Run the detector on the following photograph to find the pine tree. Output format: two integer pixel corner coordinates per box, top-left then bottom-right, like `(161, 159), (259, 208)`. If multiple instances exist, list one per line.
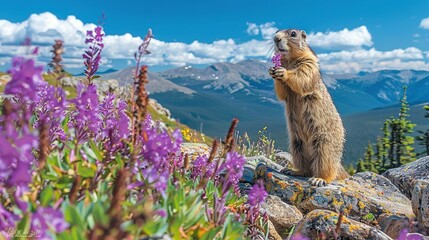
(387, 86), (416, 168)
(356, 86), (417, 173)
(417, 105), (429, 156)
(357, 142), (378, 173)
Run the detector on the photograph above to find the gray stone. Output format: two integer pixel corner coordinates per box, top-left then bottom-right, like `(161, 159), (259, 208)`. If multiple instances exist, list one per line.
(255, 163), (415, 225)
(412, 180), (429, 229)
(267, 220), (282, 240)
(274, 151), (293, 168)
(378, 213), (413, 239)
(383, 156), (429, 198)
(261, 195), (303, 238)
(290, 209), (392, 240)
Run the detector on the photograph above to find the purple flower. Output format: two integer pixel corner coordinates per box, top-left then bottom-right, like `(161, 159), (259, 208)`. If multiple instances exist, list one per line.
(0, 203), (19, 232)
(131, 115), (182, 195)
(247, 180), (268, 207)
(34, 85), (67, 142)
(191, 155), (217, 180)
(31, 207), (69, 237)
(271, 53), (282, 68)
(219, 151), (246, 194)
(4, 57), (45, 102)
(98, 93), (130, 153)
(397, 229), (424, 240)
(0, 129), (37, 188)
(83, 26), (104, 82)
(69, 84), (100, 143)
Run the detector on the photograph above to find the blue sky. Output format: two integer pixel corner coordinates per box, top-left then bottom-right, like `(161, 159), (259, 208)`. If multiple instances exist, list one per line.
(1, 0), (429, 73)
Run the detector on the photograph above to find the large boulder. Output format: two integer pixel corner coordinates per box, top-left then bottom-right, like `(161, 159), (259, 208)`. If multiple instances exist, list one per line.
(383, 156), (429, 198)
(290, 209), (392, 240)
(255, 163), (415, 225)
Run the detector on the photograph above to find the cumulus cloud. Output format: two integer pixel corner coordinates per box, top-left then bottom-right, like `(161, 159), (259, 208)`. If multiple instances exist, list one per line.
(308, 26), (373, 49)
(319, 47), (428, 73)
(420, 17), (429, 29)
(246, 22), (278, 40)
(246, 22), (372, 50)
(0, 13), (428, 74)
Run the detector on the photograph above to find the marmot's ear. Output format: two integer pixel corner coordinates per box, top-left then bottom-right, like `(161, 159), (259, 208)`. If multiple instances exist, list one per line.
(301, 30), (307, 40)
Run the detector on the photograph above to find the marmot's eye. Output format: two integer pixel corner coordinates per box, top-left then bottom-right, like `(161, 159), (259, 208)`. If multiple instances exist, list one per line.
(291, 31), (297, 37)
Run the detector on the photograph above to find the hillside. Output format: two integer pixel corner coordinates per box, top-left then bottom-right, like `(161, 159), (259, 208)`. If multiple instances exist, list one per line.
(98, 60), (429, 164)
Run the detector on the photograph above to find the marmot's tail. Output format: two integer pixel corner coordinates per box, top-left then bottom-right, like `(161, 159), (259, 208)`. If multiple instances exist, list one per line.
(336, 166), (350, 180)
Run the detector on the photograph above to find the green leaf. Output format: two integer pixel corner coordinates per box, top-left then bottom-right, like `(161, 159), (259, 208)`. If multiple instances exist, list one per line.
(40, 186), (54, 207)
(363, 212), (375, 221)
(77, 162), (96, 178)
(56, 175), (73, 189)
(64, 204), (85, 230)
(92, 202), (109, 227)
(12, 214), (31, 240)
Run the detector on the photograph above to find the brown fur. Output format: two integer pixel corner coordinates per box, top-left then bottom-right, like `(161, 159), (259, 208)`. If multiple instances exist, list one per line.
(269, 29), (348, 183)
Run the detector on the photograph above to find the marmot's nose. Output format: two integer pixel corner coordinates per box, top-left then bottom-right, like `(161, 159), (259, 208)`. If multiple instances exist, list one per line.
(274, 35), (281, 43)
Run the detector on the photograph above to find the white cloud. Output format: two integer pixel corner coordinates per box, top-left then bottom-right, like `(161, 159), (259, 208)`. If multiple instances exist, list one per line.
(246, 23), (259, 35)
(0, 13), (428, 74)
(308, 26), (373, 49)
(246, 22), (372, 50)
(319, 47), (427, 73)
(420, 17), (429, 29)
(246, 22), (278, 40)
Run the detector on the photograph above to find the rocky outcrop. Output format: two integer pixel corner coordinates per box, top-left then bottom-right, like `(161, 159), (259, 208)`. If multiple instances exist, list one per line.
(255, 164), (414, 223)
(290, 209), (392, 240)
(383, 156), (429, 198)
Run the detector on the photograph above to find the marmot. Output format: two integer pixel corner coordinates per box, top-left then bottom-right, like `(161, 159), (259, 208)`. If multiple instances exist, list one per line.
(268, 29), (348, 186)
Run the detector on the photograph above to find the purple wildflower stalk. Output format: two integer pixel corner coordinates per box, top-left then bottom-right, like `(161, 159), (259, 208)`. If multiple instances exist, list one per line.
(130, 29), (153, 142)
(272, 53), (282, 68)
(245, 180), (268, 238)
(83, 26), (104, 84)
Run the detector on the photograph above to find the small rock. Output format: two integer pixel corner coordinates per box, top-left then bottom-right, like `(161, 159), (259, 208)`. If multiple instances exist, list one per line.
(245, 155), (284, 172)
(180, 143), (210, 162)
(255, 164), (415, 224)
(149, 98), (172, 119)
(267, 220), (283, 240)
(291, 209), (392, 240)
(412, 180), (429, 229)
(378, 213), (413, 239)
(274, 151), (293, 168)
(261, 195), (303, 238)
(383, 156), (429, 198)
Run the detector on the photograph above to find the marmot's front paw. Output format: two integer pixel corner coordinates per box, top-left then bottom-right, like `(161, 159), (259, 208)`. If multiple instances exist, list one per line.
(309, 177), (327, 187)
(269, 67), (287, 81)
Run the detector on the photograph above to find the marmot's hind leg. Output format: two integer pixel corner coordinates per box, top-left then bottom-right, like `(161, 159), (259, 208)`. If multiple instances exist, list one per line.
(282, 137), (309, 177)
(308, 138), (339, 187)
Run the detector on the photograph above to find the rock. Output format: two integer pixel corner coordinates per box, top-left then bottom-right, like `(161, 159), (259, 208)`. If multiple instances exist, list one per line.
(149, 99), (172, 120)
(255, 163), (415, 225)
(383, 156), (429, 198)
(261, 195), (303, 238)
(377, 213), (413, 239)
(291, 209), (392, 240)
(267, 220), (282, 240)
(412, 180), (429, 229)
(245, 155), (284, 172)
(240, 155), (284, 186)
(180, 143), (210, 162)
(273, 151), (293, 168)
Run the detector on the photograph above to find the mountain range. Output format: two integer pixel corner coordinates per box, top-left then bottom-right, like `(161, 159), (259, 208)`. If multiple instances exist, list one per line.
(99, 60), (429, 164)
